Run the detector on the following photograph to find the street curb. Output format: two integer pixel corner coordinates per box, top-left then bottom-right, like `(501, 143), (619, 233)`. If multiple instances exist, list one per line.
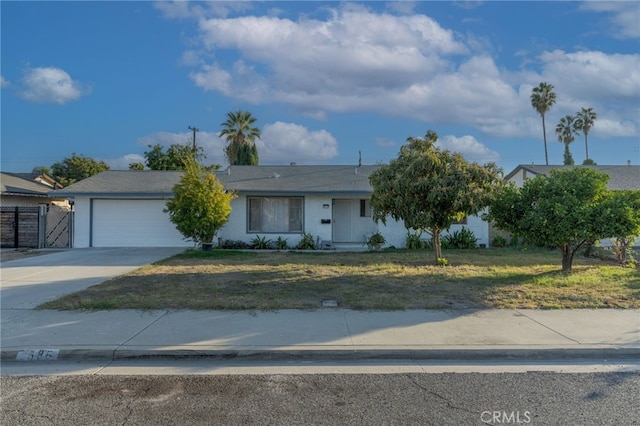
(3, 347), (640, 363)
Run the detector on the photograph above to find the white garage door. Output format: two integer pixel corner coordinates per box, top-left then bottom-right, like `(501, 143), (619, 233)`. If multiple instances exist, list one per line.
(92, 199), (190, 247)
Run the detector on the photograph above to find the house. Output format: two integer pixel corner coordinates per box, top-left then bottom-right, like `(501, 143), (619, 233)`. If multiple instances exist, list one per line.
(1, 172), (71, 248)
(51, 165), (490, 249)
(504, 164), (640, 190)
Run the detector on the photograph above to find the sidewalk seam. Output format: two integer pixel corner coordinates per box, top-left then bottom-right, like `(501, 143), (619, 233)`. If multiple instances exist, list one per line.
(343, 311), (354, 345)
(114, 310), (171, 354)
(515, 309), (581, 344)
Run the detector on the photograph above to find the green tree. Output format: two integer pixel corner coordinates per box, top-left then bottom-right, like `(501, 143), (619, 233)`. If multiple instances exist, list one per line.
(128, 162), (145, 171)
(32, 166), (52, 175)
(369, 130), (503, 265)
(143, 143), (205, 170)
(530, 82), (557, 165)
(555, 115), (578, 165)
(51, 153), (110, 186)
(575, 107), (597, 163)
(219, 110), (261, 165)
(164, 156), (236, 247)
(488, 167), (640, 272)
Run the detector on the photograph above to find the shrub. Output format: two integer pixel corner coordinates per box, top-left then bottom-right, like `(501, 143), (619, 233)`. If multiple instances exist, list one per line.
(366, 232), (386, 251)
(275, 236), (289, 250)
(296, 232), (317, 250)
(492, 235), (507, 248)
(219, 239), (250, 249)
(443, 227), (478, 249)
(406, 233), (427, 249)
(437, 257), (449, 266)
(250, 235), (273, 250)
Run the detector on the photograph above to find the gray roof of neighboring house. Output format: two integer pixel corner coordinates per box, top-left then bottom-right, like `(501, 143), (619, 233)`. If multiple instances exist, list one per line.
(505, 165), (640, 190)
(1, 172), (58, 197)
(50, 165), (381, 197)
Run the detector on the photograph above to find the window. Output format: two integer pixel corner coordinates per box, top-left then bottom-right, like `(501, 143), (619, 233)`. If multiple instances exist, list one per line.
(360, 199), (371, 217)
(248, 197), (303, 233)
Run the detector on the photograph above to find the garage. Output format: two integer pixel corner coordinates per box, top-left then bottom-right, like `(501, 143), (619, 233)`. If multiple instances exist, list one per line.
(91, 199), (189, 247)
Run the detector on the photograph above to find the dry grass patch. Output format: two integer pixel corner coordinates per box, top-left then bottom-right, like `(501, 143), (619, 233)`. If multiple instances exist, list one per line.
(39, 248), (639, 311)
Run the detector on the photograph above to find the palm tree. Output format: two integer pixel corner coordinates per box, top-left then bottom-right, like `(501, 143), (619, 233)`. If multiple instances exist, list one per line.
(574, 107), (597, 162)
(219, 110), (261, 165)
(530, 82), (557, 165)
(556, 115), (578, 165)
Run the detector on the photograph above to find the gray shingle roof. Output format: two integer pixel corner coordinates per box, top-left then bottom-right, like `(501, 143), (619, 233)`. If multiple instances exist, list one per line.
(218, 165), (379, 194)
(505, 165), (640, 190)
(50, 170), (184, 197)
(1, 172), (54, 197)
(50, 166), (380, 197)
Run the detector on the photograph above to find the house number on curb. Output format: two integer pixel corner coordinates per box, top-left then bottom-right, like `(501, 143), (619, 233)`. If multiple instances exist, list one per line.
(16, 349), (59, 361)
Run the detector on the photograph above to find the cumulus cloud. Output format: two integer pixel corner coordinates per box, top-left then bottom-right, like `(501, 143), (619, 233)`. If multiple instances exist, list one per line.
(257, 122), (339, 164)
(168, 4), (639, 141)
(104, 154), (146, 170)
(437, 135), (500, 164)
(20, 67), (89, 104)
(580, 2), (640, 39)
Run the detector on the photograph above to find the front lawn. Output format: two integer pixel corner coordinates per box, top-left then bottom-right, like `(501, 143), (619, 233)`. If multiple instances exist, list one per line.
(39, 248), (639, 311)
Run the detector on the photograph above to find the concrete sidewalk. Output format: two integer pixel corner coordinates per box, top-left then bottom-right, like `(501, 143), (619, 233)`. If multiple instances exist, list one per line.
(1, 248), (639, 363)
(2, 308), (639, 362)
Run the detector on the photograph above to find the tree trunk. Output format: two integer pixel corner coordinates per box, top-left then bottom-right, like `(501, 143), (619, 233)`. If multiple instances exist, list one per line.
(432, 228), (442, 265)
(542, 114), (549, 165)
(560, 244), (574, 272)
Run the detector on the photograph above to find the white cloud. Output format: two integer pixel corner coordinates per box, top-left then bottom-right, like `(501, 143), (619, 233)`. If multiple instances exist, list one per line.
(170, 5), (639, 141)
(580, 2), (640, 39)
(104, 153), (146, 170)
(20, 67), (89, 104)
(257, 122), (339, 164)
(0, 76), (9, 88)
(437, 135), (500, 164)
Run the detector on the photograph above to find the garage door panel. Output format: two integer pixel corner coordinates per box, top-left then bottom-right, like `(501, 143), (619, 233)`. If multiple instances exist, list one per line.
(92, 199), (189, 247)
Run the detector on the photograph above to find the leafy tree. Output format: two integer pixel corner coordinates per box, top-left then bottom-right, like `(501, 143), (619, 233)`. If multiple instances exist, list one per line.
(488, 167), (640, 272)
(575, 107), (597, 163)
(555, 115), (578, 165)
(530, 82), (557, 165)
(369, 130), (503, 265)
(143, 143), (205, 170)
(32, 166), (52, 175)
(219, 110), (260, 165)
(164, 156), (236, 246)
(51, 153), (110, 186)
(128, 162), (145, 171)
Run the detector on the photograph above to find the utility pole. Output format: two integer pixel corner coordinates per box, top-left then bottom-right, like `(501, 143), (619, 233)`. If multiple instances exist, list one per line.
(188, 126), (199, 152)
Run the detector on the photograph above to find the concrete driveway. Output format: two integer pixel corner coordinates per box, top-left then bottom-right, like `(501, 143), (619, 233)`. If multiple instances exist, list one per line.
(0, 247), (186, 310)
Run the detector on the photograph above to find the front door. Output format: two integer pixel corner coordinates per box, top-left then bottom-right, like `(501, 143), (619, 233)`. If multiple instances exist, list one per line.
(332, 199), (353, 242)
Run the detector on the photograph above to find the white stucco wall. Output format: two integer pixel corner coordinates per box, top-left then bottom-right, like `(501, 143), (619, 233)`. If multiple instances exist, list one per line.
(72, 197), (91, 248)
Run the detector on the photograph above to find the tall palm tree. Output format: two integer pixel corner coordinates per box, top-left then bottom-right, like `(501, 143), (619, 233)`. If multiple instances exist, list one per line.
(556, 115), (577, 165)
(219, 110), (261, 165)
(574, 107), (597, 162)
(530, 82), (557, 165)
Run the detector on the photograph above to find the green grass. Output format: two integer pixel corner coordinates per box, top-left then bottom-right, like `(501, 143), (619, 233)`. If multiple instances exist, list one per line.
(38, 247), (640, 311)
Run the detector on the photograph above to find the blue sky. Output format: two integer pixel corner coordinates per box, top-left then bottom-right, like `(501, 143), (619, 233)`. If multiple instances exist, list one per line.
(2, 1), (639, 174)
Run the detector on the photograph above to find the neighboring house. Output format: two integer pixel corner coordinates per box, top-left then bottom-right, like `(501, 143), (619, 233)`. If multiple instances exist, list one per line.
(1, 172), (71, 248)
(51, 165), (490, 248)
(504, 164), (640, 191)
(494, 164), (640, 246)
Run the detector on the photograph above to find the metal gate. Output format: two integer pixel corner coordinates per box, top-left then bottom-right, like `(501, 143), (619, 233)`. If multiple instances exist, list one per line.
(40, 205), (73, 248)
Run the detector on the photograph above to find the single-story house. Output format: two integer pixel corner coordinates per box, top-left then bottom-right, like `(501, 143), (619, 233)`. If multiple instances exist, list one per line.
(1, 172), (71, 248)
(50, 165), (490, 249)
